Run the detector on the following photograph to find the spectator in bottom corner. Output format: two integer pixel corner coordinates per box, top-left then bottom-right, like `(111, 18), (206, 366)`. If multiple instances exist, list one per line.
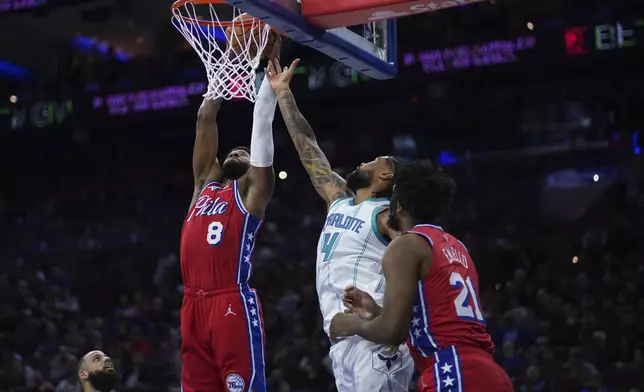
(559, 347), (602, 392)
(516, 365), (549, 392)
(76, 350), (120, 392)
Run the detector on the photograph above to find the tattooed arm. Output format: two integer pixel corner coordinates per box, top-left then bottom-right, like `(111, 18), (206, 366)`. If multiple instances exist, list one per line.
(276, 88), (350, 206)
(265, 59), (350, 207)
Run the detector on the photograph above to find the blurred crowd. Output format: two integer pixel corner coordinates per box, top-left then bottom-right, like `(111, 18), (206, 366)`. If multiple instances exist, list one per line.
(2, 1), (644, 390)
(1, 111), (643, 392)
(4, 0), (635, 100)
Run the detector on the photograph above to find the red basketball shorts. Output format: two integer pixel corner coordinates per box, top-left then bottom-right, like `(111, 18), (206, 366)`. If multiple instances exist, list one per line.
(417, 346), (513, 392)
(180, 284), (266, 392)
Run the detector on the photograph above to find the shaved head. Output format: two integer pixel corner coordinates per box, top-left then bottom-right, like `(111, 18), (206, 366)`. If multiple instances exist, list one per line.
(346, 156), (401, 199)
(77, 350), (120, 392)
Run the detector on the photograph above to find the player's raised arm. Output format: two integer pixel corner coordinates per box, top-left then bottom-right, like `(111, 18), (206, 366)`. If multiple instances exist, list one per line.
(192, 98), (224, 204)
(237, 50), (282, 218)
(266, 59), (350, 207)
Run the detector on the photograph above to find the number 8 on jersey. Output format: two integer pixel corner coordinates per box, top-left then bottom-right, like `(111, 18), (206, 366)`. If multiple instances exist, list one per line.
(207, 221), (224, 245)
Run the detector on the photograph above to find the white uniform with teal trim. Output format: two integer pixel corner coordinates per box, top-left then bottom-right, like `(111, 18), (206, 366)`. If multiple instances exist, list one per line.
(317, 197), (414, 392)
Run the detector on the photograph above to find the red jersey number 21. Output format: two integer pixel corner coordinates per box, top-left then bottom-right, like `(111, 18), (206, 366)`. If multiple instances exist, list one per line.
(450, 272), (485, 323)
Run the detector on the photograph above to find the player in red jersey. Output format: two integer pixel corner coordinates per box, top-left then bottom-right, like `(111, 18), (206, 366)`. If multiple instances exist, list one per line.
(179, 44), (286, 392)
(330, 160), (513, 392)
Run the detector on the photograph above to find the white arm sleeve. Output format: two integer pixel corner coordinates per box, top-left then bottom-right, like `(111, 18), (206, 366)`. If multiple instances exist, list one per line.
(249, 76), (277, 167)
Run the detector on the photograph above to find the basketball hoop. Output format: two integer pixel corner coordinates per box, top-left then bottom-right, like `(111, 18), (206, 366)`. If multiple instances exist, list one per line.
(171, 0), (273, 102)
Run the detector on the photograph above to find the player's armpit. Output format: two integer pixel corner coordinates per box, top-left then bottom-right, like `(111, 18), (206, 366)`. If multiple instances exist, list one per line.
(355, 234), (428, 345)
(193, 98), (223, 190)
(275, 89), (350, 205)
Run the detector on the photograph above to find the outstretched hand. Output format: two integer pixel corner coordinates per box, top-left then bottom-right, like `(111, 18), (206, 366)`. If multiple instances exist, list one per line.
(264, 58), (300, 93)
(342, 286), (381, 320)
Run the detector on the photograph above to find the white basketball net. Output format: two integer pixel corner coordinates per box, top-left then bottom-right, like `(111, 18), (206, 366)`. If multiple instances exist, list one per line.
(171, 2), (272, 102)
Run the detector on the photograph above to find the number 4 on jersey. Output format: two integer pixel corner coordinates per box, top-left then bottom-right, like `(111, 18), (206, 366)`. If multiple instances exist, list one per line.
(450, 272), (485, 323)
(320, 232), (339, 262)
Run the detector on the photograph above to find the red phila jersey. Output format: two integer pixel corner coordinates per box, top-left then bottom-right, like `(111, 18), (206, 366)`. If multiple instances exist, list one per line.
(406, 224), (494, 369)
(180, 181), (262, 289)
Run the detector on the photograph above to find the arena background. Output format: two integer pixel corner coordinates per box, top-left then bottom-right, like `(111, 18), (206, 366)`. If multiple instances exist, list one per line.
(1, 0), (643, 391)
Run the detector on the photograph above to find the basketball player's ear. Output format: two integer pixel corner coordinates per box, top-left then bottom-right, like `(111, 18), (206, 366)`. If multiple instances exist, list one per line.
(79, 370), (88, 381)
(378, 170), (394, 181)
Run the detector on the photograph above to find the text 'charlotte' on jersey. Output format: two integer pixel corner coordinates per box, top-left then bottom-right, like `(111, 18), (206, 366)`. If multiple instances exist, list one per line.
(180, 181), (262, 290)
(316, 197), (391, 336)
(406, 224), (494, 367)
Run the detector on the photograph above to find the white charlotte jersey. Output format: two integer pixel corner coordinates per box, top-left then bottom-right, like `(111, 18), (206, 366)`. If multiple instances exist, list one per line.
(316, 196), (390, 336)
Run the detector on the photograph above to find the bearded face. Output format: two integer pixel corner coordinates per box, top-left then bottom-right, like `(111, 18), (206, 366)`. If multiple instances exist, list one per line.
(80, 352), (121, 392)
(221, 157), (250, 180)
(87, 368), (121, 392)
(387, 195), (402, 232)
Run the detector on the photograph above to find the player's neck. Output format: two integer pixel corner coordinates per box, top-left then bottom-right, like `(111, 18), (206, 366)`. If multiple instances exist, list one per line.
(354, 188), (375, 204)
(400, 217), (419, 233)
(221, 178), (237, 188)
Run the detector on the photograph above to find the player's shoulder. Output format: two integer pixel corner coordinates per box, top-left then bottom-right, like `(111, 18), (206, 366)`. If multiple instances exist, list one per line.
(328, 196), (353, 210)
(396, 231), (431, 245)
(406, 224), (444, 246)
(361, 197), (390, 212)
(388, 233), (431, 260)
(407, 225), (466, 248)
(330, 196), (388, 209)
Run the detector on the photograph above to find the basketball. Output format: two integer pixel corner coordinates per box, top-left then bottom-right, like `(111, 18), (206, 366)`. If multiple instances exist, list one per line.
(225, 13), (278, 59)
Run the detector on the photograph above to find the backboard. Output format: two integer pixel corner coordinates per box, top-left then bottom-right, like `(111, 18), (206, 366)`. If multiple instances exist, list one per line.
(175, 0), (490, 80)
(221, 0), (398, 79)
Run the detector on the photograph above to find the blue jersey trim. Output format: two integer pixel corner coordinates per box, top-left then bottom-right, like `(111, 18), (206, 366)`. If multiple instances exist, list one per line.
(236, 215), (262, 284)
(239, 288), (267, 392)
(233, 180), (249, 215)
(409, 280), (439, 357)
(432, 346), (464, 392)
(236, 214), (250, 284)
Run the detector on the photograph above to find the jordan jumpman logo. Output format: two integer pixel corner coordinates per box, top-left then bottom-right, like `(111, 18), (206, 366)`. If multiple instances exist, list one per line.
(225, 304), (236, 316)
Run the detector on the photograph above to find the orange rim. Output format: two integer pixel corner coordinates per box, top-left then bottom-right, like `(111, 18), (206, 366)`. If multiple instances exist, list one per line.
(173, 14), (269, 28)
(171, 0), (274, 29)
(171, 0), (226, 8)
